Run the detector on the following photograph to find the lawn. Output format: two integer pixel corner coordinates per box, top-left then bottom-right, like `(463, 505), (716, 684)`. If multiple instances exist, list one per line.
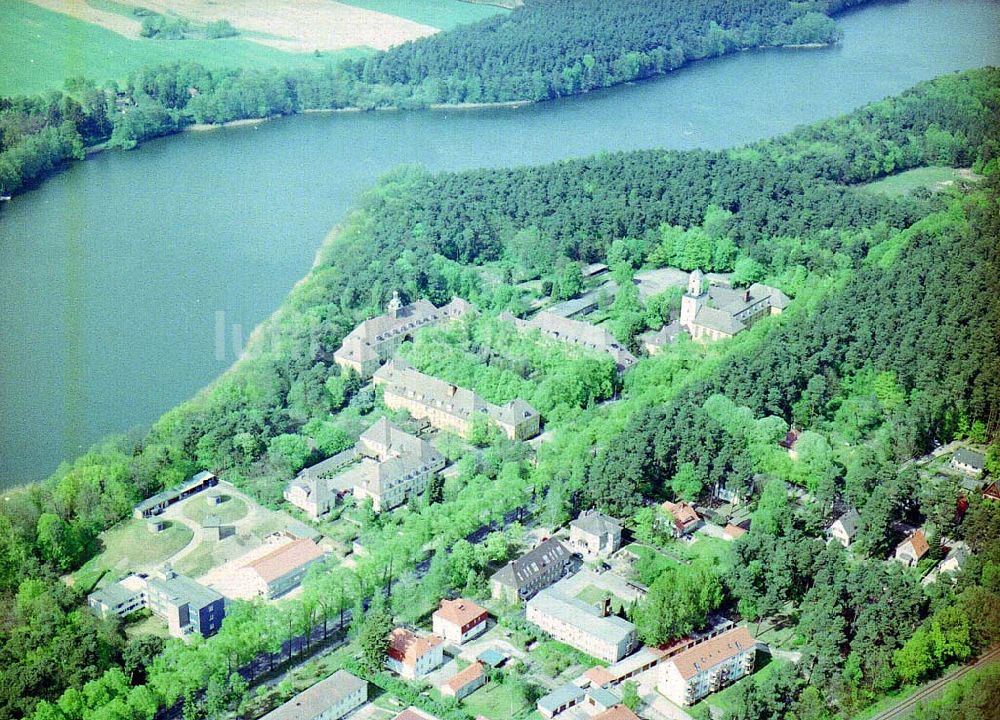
(182, 493), (248, 524)
(338, 0), (507, 30)
(462, 679), (531, 719)
(673, 534), (732, 570)
(862, 166), (980, 196)
(73, 517), (193, 589)
(697, 656), (786, 716)
(0, 0), (365, 95)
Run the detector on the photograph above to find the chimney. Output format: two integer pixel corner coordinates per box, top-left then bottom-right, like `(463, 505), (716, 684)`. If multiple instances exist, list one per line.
(600, 596), (611, 617)
(744, 289), (751, 302)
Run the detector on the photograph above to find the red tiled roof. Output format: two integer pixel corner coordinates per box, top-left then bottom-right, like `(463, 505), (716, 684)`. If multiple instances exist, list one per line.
(984, 482), (1000, 502)
(388, 628), (443, 665)
(662, 500), (700, 528)
(434, 598), (487, 628)
(666, 626), (756, 680)
(594, 706), (641, 720)
(246, 538), (325, 584)
(584, 666), (615, 687)
(900, 529), (930, 559)
(443, 662), (484, 693)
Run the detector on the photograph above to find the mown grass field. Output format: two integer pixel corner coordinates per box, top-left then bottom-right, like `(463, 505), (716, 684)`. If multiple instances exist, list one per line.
(0, 0), (366, 96)
(862, 165), (980, 196)
(339, 0), (507, 30)
(73, 518), (193, 589)
(462, 679), (533, 720)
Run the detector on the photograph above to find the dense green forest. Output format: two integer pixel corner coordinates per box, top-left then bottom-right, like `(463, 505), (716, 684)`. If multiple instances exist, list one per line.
(0, 0), (873, 197)
(1, 68), (998, 720)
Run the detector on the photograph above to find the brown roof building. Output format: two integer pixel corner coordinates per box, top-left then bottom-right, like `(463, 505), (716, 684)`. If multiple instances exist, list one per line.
(441, 661), (486, 700)
(432, 598), (489, 644)
(895, 529), (930, 567)
(387, 628), (444, 680)
(658, 626), (758, 705)
(245, 538), (326, 599)
(661, 500), (702, 537)
(594, 706), (642, 720)
(259, 670), (366, 720)
(500, 310), (637, 371)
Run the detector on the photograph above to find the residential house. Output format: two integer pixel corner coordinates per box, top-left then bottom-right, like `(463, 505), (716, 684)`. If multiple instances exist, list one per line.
(679, 270), (789, 342)
(259, 670), (366, 720)
(828, 508), (860, 548)
(441, 662), (486, 700)
(939, 543), (970, 576)
(526, 590), (638, 663)
(537, 684), (586, 719)
(432, 598), (489, 644)
(894, 529), (930, 567)
(334, 291), (474, 379)
(490, 538), (573, 603)
(984, 482), (1000, 502)
(283, 447), (357, 519)
(392, 709), (440, 720)
(133, 471), (218, 519)
(779, 429), (800, 460)
(658, 626), (758, 706)
(661, 500), (702, 537)
(387, 629), (444, 680)
(374, 359), (540, 441)
(88, 566), (225, 639)
(500, 310), (637, 370)
(952, 448), (986, 476)
(569, 510), (622, 558)
(244, 538), (327, 599)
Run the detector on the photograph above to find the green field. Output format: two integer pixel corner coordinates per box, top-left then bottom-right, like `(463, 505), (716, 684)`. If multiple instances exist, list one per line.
(695, 656), (786, 716)
(862, 166), (980, 196)
(575, 584), (627, 614)
(339, 0), (507, 30)
(182, 493), (248, 524)
(462, 679), (532, 719)
(0, 0), (366, 96)
(73, 518), (193, 589)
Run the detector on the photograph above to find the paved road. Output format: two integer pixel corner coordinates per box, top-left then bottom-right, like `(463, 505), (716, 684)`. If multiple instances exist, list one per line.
(869, 645), (1000, 720)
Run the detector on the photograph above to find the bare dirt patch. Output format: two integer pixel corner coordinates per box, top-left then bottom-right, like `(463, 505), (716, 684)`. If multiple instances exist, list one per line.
(26, 0), (142, 38)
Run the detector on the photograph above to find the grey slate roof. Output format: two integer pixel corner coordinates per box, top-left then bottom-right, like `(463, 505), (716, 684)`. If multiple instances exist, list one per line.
(571, 510), (621, 537)
(260, 670), (365, 720)
(147, 572), (223, 611)
(528, 589), (636, 647)
(833, 508), (860, 537)
(491, 538), (570, 590)
(89, 581), (140, 608)
(504, 310), (637, 368)
(954, 448), (986, 470)
(537, 684), (585, 714)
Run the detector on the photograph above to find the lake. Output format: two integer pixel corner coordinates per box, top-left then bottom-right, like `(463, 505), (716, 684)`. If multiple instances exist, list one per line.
(2, 0), (999, 488)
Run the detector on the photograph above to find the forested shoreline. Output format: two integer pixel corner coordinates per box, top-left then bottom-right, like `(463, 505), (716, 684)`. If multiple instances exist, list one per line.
(0, 0), (874, 198)
(1, 68), (998, 720)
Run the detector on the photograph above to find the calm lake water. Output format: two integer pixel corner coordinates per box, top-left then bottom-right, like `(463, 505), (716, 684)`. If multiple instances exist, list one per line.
(2, 0), (999, 488)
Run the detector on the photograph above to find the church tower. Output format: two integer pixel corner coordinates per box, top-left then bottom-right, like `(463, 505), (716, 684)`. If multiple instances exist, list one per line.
(387, 290), (403, 319)
(680, 269), (704, 329)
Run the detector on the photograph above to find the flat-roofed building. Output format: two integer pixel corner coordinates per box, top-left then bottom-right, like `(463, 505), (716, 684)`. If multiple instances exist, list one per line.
(88, 567), (225, 638)
(133, 471), (218, 519)
(432, 598), (488, 644)
(245, 538), (327, 599)
(490, 538), (572, 603)
(334, 291), (474, 379)
(527, 589), (638, 663)
(537, 684), (585, 719)
(260, 670), (366, 720)
(387, 628), (444, 680)
(658, 626), (758, 706)
(374, 359), (539, 441)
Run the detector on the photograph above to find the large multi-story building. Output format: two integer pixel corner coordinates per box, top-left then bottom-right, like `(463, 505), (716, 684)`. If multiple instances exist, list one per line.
(490, 538), (573, 603)
(500, 310), (636, 370)
(244, 537), (327, 599)
(334, 291), (474, 379)
(374, 359), (540, 441)
(678, 270), (789, 342)
(658, 626), (758, 705)
(260, 670), (367, 720)
(527, 589), (638, 663)
(88, 566), (225, 638)
(285, 417), (445, 517)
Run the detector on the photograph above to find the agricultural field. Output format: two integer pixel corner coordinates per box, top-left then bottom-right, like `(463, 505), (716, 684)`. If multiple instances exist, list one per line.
(861, 165), (982, 196)
(339, 0), (508, 30)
